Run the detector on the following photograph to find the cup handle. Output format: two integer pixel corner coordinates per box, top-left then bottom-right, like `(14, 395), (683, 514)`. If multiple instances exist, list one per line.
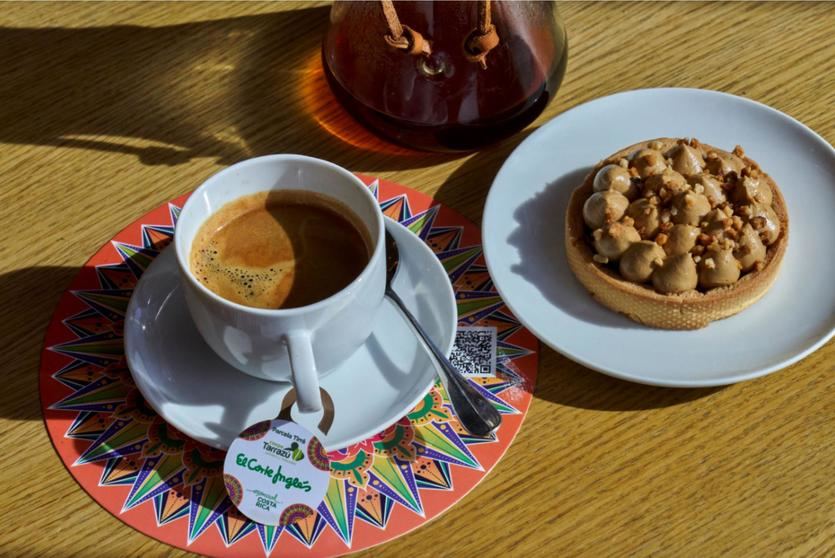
(284, 331), (323, 413)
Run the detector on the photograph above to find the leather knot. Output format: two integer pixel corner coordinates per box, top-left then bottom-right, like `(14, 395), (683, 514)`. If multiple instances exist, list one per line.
(385, 24), (432, 57)
(464, 24), (500, 69)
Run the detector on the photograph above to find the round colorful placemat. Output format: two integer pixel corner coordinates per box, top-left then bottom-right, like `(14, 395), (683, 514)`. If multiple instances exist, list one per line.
(39, 176), (538, 557)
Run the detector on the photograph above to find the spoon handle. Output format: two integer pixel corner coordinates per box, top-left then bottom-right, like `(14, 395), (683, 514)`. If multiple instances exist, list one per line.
(385, 287), (502, 437)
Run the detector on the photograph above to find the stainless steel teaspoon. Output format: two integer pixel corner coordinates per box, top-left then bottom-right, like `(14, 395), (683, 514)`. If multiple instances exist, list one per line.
(384, 230), (501, 437)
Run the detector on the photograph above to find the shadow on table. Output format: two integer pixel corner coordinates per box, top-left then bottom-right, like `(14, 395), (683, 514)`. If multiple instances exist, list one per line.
(0, 266), (80, 421)
(0, 6), (458, 171)
(431, 127), (537, 225)
(535, 349), (725, 411)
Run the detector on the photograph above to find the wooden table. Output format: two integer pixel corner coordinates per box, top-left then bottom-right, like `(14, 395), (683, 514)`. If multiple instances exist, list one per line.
(1, 2), (833, 556)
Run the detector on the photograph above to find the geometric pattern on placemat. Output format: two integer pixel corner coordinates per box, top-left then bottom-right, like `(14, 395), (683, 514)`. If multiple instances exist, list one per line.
(39, 177), (538, 557)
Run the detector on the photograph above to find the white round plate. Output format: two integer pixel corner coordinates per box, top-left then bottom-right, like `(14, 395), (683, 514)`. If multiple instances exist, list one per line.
(125, 217), (456, 450)
(483, 88), (835, 387)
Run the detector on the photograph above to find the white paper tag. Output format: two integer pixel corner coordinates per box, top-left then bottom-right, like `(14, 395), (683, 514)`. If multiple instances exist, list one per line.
(223, 419), (330, 526)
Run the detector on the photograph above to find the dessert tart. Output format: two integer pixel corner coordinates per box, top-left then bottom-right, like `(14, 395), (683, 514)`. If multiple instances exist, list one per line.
(565, 138), (788, 329)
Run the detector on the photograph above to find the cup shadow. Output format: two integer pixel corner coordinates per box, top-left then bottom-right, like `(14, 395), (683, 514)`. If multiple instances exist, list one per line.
(0, 6), (459, 171)
(0, 265), (81, 421)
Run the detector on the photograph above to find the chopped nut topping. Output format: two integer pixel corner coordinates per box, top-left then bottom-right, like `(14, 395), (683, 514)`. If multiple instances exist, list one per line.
(581, 138), (780, 296)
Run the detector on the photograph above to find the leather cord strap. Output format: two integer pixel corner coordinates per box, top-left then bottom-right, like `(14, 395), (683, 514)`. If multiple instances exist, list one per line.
(381, 0), (432, 56)
(380, 0), (500, 69)
(464, 0), (500, 69)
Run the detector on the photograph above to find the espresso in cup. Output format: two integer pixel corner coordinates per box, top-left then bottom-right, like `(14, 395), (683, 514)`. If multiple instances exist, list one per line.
(190, 190), (371, 309)
(175, 155), (385, 410)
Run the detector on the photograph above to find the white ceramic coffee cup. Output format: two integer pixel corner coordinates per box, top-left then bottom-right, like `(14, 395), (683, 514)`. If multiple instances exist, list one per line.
(174, 155), (385, 413)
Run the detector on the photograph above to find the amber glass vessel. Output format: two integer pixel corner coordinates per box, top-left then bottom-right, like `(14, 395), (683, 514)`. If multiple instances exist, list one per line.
(322, 1), (568, 152)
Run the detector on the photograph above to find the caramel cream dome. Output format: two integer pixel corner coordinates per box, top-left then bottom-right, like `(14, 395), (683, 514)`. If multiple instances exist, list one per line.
(564, 137), (788, 329)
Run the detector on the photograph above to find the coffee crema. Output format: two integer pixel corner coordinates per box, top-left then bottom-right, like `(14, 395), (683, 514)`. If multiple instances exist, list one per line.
(190, 190), (371, 309)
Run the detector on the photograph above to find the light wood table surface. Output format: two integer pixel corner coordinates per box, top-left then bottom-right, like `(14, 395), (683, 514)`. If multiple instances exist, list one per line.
(1, 2), (833, 557)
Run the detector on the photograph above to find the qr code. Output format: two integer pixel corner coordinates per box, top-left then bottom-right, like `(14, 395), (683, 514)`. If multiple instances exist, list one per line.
(449, 326), (497, 377)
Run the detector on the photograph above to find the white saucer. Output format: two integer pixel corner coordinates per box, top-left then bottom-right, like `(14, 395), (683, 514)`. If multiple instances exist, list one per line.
(483, 88), (835, 387)
(125, 217), (456, 450)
